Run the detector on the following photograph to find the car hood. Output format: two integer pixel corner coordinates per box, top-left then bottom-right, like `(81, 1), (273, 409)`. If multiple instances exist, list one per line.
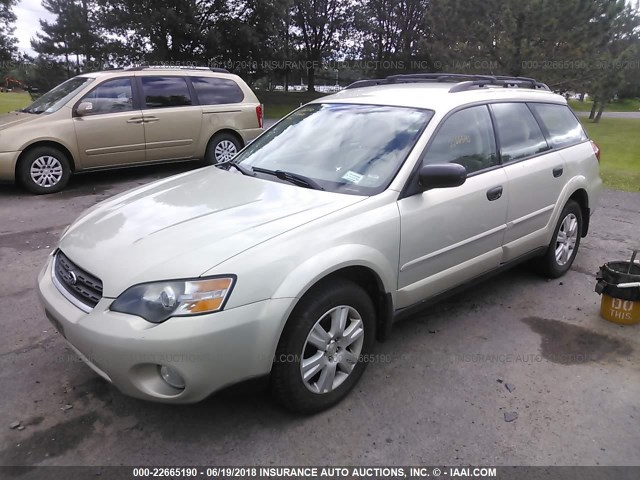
(0, 111), (39, 130)
(59, 167), (366, 297)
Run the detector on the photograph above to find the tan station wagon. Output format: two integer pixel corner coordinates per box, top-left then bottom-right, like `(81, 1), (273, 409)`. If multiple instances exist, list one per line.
(0, 67), (263, 194)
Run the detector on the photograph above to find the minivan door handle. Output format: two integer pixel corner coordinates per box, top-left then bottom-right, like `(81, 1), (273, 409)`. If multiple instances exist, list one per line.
(486, 186), (503, 201)
(143, 116), (159, 123)
(553, 166), (564, 178)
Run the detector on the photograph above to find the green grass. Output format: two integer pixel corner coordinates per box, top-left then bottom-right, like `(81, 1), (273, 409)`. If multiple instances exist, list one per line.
(257, 90), (328, 119)
(0, 92), (32, 114)
(569, 97), (640, 113)
(581, 117), (640, 192)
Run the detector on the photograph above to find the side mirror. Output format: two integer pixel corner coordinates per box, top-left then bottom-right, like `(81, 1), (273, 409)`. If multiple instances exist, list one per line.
(418, 163), (467, 191)
(75, 101), (94, 117)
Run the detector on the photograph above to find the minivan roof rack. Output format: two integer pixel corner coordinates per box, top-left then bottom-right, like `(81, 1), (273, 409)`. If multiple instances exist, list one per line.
(125, 66), (230, 74)
(345, 73), (550, 92)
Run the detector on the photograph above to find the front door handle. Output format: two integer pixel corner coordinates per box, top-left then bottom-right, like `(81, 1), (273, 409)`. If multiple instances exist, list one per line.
(127, 117), (144, 124)
(553, 166), (564, 178)
(486, 186), (503, 201)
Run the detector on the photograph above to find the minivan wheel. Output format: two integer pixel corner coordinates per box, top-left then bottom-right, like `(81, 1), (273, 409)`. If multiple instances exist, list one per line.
(537, 200), (582, 278)
(271, 279), (376, 413)
(204, 133), (242, 164)
(18, 147), (71, 194)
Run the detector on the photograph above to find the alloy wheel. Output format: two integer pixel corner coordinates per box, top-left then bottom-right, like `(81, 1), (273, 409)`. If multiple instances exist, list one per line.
(555, 213), (579, 266)
(300, 305), (365, 394)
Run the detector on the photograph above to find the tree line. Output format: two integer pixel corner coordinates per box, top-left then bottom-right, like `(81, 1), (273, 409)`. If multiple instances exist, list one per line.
(1, 0), (639, 116)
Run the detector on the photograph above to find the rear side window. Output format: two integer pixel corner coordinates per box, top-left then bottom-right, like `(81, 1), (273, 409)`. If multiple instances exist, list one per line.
(529, 103), (588, 148)
(80, 78), (133, 115)
(191, 77), (244, 105)
(491, 103), (549, 162)
(141, 76), (192, 109)
(422, 105), (498, 174)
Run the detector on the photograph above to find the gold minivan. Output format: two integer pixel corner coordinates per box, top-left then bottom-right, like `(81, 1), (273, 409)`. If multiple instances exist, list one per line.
(0, 67), (264, 194)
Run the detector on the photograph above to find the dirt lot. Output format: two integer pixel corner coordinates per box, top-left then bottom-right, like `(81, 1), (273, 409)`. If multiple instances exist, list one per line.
(1, 164), (639, 468)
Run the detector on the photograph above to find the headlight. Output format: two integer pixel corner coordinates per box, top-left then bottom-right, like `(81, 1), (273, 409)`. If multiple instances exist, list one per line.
(110, 276), (236, 323)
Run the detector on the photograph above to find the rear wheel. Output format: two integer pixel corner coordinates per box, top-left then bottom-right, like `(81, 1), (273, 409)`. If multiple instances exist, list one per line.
(17, 147), (71, 194)
(204, 133), (242, 165)
(271, 279), (376, 413)
(537, 200), (582, 278)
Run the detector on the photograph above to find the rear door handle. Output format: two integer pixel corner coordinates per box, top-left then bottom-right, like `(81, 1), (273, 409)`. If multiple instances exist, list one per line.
(144, 116), (159, 123)
(553, 166), (564, 178)
(486, 186), (503, 201)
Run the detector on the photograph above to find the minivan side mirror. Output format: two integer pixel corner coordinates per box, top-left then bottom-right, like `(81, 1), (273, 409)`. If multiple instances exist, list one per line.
(75, 102), (94, 117)
(418, 163), (467, 191)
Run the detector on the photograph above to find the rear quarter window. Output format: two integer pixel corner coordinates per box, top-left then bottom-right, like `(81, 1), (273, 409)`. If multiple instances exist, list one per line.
(191, 77), (245, 105)
(529, 103), (588, 148)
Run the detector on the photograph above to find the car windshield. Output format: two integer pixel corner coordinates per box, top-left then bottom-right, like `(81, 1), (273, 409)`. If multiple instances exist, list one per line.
(233, 103), (434, 195)
(21, 77), (93, 114)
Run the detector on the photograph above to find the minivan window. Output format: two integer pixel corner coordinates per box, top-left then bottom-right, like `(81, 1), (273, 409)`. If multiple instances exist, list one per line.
(422, 105), (498, 174)
(21, 77), (93, 114)
(233, 103), (433, 196)
(79, 78), (134, 115)
(529, 103), (588, 148)
(192, 77), (244, 105)
(141, 76), (192, 109)
(491, 103), (550, 162)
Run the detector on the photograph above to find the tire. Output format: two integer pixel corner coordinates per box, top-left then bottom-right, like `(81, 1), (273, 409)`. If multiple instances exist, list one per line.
(204, 133), (242, 165)
(271, 279), (376, 414)
(17, 146), (71, 194)
(536, 200), (583, 278)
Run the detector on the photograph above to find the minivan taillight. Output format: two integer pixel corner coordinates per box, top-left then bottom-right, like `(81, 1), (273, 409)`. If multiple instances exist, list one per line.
(591, 140), (601, 162)
(256, 105), (263, 129)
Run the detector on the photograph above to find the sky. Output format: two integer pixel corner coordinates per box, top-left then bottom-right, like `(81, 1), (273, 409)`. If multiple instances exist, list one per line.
(13, 0), (640, 57)
(15, 0), (55, 56)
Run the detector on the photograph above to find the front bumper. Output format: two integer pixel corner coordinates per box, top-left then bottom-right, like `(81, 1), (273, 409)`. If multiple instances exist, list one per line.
(0, 151), (21, 182)
(37, 255), (293, 403)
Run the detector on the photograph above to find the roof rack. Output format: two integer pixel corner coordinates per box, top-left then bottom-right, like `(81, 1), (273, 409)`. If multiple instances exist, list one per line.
(125, 66), (230, 74)
(345, 73), (550, 92)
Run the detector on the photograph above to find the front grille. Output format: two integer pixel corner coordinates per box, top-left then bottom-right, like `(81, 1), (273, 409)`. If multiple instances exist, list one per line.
(53, 251), (103, 309)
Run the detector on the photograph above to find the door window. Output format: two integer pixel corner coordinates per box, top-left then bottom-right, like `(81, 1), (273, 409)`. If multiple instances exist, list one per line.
(422, 105), (498, 174)
(191, 77), (245, 105)
(491, 103), (549, 162)
(529, 103), (588, 148)
(79, 78), (133, 115)
(141, 76), (192, 109)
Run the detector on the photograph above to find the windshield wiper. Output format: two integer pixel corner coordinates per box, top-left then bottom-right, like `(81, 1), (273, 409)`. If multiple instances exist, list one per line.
(214, 159), (254, 176)
(252, 167), (325, 191)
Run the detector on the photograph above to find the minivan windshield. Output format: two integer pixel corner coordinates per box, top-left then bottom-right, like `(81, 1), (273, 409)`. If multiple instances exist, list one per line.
(21, 77), (93, 114)
(232, 103), (433, 195)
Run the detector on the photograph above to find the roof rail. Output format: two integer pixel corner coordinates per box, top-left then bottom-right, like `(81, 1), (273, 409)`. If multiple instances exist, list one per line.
(125, 66), (230, 74)
(345, 73), (550, 92)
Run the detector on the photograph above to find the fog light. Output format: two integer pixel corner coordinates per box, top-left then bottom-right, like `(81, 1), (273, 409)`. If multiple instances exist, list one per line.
(159, 365), (185, 390)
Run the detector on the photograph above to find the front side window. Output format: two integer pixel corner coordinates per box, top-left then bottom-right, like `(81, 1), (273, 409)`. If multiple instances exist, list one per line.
(79, 78), (134, 115)
(141, 76), (192, 109)
(21, 77), (93, 114)
(491, 103), (549, 162)
(422, 105), (498, 174)
(192, 77), (244, 105)
(233, 103), (433, 195)
(529, 103), (588, 148)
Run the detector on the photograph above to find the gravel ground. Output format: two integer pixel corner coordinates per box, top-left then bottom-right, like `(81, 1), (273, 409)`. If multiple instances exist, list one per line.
(1, 164), (639, 469)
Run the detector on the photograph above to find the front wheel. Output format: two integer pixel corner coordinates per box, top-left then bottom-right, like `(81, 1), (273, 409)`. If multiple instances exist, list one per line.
(271, 279), (376, 413)
(17, 147), (72, 194)
(537, 200), (583, 278)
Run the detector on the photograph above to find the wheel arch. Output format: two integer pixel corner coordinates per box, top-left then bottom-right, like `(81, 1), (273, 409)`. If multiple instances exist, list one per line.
(568, 188), (589, 237)
(16, 141), (77, 175)
(279, 264), (395, 344)
(208, 129), (245, 149)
